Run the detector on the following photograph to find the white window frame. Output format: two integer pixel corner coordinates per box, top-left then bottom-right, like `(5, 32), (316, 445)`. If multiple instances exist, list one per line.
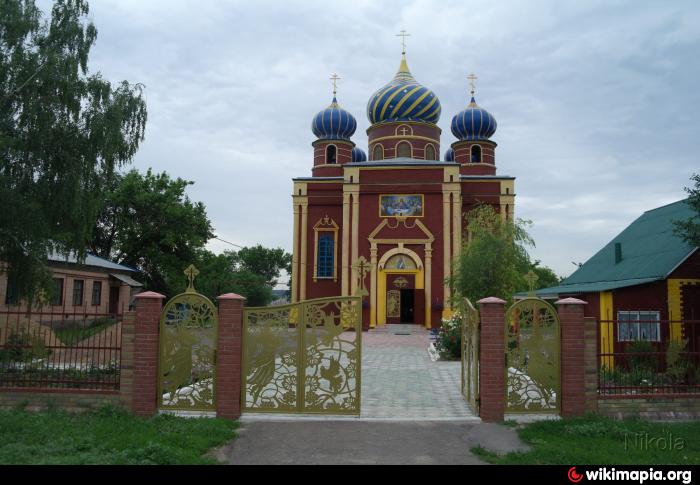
(617, 310), (661, 342)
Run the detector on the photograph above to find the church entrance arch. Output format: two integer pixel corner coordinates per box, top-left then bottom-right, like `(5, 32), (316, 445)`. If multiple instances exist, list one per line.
(376, 249), (427, 327)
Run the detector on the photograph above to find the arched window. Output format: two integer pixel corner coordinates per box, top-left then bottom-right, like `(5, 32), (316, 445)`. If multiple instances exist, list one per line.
(471, 145), (482, 163)
(425, 144), (436, 161)
(397, 142), (412, 158)
(372, 144), (384, 161)
(326, 145), (337, 164)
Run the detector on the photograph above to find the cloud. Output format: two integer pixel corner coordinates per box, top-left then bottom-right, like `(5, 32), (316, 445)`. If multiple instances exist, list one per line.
(38, 0), (700, 280)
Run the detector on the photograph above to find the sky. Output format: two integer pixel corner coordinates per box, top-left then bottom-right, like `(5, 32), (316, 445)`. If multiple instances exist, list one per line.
(37, 0), (700, 281)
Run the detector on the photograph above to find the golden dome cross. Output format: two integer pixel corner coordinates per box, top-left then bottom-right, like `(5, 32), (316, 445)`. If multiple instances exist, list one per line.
(330, 73), (340, 97)
(396, 30), (411, 55)
(467, 73), (478, 97)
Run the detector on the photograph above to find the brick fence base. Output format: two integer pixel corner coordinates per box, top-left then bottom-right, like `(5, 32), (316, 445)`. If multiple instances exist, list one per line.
(0, 389), (122, 413)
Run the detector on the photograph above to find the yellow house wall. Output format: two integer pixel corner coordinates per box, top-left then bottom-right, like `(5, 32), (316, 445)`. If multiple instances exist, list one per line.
(599, 291), (614, 369)
(668, 278), (700, 341)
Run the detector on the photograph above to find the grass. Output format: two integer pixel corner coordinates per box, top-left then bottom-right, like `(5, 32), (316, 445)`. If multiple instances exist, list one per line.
(472, 415), (700, 465)
(0, 406), (238, 464)
(52, 318), (117, 345)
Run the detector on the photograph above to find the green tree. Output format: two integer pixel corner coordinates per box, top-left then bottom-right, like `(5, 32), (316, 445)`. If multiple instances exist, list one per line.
(450, 204), (535, 303)
(1, 0), (147, 301)
(89, 169), (213, 295)
(527, 260), (562, 290)
(194, 247), (290, 306)
(673, 173), (700, 247)
(232, 245), (291, 288)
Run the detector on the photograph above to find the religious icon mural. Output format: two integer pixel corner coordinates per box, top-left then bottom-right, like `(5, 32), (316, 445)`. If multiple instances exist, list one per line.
(379, 195), (424, 217)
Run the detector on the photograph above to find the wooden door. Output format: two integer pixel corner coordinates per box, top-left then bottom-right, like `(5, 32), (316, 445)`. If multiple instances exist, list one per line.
(414, 289), (425, 326)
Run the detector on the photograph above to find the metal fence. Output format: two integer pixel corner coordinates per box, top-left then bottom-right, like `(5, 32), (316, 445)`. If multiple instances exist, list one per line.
(598, 318), (700, 396)
(0, 309), (122, 391)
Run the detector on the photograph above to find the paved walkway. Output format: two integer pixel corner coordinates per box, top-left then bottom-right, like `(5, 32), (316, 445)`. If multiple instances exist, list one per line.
(361, 324), (476, 420)
(221, 421), (527, 465)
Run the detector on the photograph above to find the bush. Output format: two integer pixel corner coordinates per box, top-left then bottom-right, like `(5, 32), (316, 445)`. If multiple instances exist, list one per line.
(0, 332), (51, 363)
(435, 312), (462, 360)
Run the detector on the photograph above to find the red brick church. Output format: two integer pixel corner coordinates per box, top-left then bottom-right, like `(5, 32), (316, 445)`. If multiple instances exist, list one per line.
(291, 45), (516, 329)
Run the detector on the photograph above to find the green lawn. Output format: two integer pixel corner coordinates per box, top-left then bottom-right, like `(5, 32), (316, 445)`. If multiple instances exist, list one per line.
(52, 317), (117, 345)
(0, 406), (238, 464)
(473, 415), (700, 465)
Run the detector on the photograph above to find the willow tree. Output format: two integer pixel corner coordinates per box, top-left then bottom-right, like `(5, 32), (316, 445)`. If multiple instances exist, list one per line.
(450, 204), (535, 304)
(0, 0), (147, 300)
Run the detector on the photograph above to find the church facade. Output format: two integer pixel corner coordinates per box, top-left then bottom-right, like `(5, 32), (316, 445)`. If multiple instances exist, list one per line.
(290, 50), (515, 329)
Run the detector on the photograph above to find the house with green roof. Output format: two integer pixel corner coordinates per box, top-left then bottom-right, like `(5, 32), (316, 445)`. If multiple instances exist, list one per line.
(534, 199), (699, 353)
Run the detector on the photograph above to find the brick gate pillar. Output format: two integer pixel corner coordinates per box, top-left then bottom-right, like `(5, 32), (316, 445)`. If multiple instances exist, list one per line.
(133, 291), (165, 417)
(477, 297), (506, 423)
(556, 297), (588, 417)
(216, 293), (246, 420)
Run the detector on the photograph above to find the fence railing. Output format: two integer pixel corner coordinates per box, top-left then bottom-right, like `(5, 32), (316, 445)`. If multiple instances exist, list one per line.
(0, 309), (122, 391)
(598, 318), (700, 396)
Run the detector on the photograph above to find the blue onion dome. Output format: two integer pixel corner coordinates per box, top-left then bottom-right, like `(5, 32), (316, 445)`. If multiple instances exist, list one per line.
(351, 147), (367, 163)
(367, 56), (441, 125)
(312, 96), (357, 140)
(445, 147), (454, 162)
(451, 96), (497, 141)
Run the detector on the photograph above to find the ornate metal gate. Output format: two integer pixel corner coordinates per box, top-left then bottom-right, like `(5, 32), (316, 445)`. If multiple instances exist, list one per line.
(242, 296), (362, 415)
(158, 265), (217, 411)
(460, 298), (480, 414)
(505, 296), (560, 414)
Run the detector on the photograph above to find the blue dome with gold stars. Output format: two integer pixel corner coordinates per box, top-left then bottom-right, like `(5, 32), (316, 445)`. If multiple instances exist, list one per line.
(312, 96), (357, 140)
(445, 148), (454, 162)
(352, 147), (367, 163)
(451, 96), (497, 141)
(367, 56), (441, 125)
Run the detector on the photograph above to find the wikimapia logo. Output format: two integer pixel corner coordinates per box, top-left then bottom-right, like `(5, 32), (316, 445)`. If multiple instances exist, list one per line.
(567, 467), (692, 484)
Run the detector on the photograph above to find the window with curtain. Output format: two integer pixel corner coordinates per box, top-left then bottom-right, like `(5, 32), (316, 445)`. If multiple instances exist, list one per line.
(317, 233), (335, 278)
(92, 281), (102, 306)
(4, 279), (18, 305)
(617, 311), (661, 342)
(51, 279), (64, 306)
(73, 280), (84, 306)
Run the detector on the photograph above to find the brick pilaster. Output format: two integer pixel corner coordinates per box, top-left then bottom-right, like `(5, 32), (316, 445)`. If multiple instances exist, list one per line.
(216, 293), (246, 420)
(584, 316), (599, 413)
(478, 297), (506, 422)
(133, 291), (165, 416)
(119, 310), (136, 410)
(556, 297), (588, 417)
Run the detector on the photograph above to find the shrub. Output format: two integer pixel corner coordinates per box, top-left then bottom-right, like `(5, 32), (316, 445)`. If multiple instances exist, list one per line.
(0, 332), (51, 363)
(435, 312), (462, 360)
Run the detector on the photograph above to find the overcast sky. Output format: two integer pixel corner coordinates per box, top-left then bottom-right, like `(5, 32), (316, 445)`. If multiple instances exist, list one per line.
(38, 0), (699, 280)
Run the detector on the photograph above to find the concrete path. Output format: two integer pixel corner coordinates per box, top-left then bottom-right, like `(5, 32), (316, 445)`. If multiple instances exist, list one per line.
(221, 421), (527, 465)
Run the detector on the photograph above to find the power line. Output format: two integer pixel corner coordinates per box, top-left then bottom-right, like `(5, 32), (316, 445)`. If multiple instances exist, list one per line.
(213, 236), (244, 249)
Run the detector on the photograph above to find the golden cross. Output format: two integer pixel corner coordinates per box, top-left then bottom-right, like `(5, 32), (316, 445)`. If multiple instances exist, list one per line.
(330, 73), (340, 97)
(467, 73), (478, 97)
(524, 270), (539, 297)
(184, 264), (200, 293)
(396, 30), (411, 55)
(353, 256), (370, 297)
(399, 127), (409, 136)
